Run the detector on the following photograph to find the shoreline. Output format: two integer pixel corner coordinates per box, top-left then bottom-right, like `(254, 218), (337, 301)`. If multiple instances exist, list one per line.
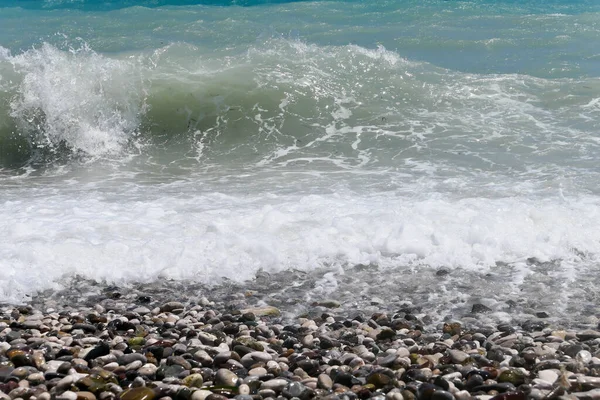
(6, 264), (598, 333)
(2, 289), (600, 400)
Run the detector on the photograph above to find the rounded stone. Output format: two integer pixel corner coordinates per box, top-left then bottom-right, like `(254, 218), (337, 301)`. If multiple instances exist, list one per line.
(498, 369), (526, 386)
(214, 369), (240, 387)
(538, 370), (559, 385)
(190, 390), (213, 400)
(431, 390), (455, 400)
(248, 367), (267, 376)
(125, 361), (143, 371)
(448, 350), (470, 364)
(577, 350), (593, 364)
(11, 367), (30, 379)
(367, 373), (392, 389)
(75, 392), (97, 400)
(128, 337), (145, 347)
(261, 378), (288, 392)
(157, 364), (185, 379)
(57, 391), (79, 400)
(283, 381), (305, 398)
(161, 302), (186, 313)
(26, 372), (45, 385)
(182, 373), (204, 388)
(318, 374), (333, 390)
(137, 364), (157, 377)
(120, 387), (156, 400)
(238, 384), (250, 395)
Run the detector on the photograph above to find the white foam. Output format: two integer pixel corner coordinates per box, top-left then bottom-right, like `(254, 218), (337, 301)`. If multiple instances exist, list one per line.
(1, 182), (599, 303)
(0, 46), (10, 60)
(8, 43), (145, 156)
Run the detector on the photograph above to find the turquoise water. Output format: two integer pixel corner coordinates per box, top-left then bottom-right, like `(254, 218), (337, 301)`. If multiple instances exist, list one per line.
(1, 0), (600, 324)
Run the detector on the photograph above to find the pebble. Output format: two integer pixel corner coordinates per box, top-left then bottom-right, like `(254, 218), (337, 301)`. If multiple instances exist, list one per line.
(214, 369), (239, 387)
(0, 292), (600, 400)
(261, 378), (289, 392)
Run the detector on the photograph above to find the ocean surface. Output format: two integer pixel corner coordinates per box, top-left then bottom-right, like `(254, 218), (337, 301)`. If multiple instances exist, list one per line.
(2, 0), (600, 326)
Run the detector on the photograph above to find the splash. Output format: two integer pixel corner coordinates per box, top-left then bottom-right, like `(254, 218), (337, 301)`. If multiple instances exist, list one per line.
(7, 43), (146, 159)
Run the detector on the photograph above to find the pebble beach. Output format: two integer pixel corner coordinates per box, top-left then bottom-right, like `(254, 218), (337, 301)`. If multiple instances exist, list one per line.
(3, 1), (600, 400)
(2, 278), (600, 400)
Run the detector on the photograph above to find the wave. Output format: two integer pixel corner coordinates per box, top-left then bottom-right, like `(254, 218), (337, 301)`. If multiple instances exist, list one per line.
(1, 40), (600, 174)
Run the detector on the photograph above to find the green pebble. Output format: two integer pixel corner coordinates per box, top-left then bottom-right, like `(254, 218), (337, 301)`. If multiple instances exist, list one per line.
(120, 387), (156, 400)
(498, 369), (526, 385)
(183, 373), (204, 388)
(128, 337), (145, 346)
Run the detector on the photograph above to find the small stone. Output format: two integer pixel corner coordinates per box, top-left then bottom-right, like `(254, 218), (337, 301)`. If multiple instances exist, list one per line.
(443, 323), (461, 336)
(377, 328), (396, 341)
(318, 374), (333, 390)
(573, 389), (600, 400)
(367, 373), (392, 389)
(577, 350), (593, 364)
(240, 306), (280, 317)
(132, 307), (151, 315)
(7, 350), (31, 367)
(454, 391), (471, 400)
(120, 387), (156, 400)
(431, 390), (455, 400)
(448, 350), (470, 364)
(498, 369), (526, 386)
(8, 387), (31, 400)
(214, 369), (239, 387)
(138, 364), (157, 377)
(238, 384), (250, 395)
(125, 360), (143, 371)
(472, 304), (492, 314)
(128, 337), (145, 347)
(0, 366), (14, 381)
(182, 374), (204, 388)
(5, 331), (21, 342)
(537, 370), (558, 385)
(72, 323), (97, 333)
(190, 390), (213, 400)
(23, 319), (42, 329)
(161, 302), (185, 313)
(577, 330), (600, 341)
(75, 392), (97, 400)
(386, 390), (404, 400)
(248, 367), (267, 376)
(315, 300), (341, 309)
(83, 342), (110, 362)
(261, 378), (289, 392)
(577, 376), (600, 389)
(26, 372), (45, 385)
(240, 352), (272, 368)
(57, 374), (82, 391)
(120, 353), (147, 365)
(376, 354), (397, 367)
(57, 391), (78, 400)
(157, 364), (185, 379)
(11, 367), (29, 379)
(283, 381), (305, 398)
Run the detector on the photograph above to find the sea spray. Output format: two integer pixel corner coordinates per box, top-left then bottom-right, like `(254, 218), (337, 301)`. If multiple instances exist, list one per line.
(5, 43), (146, 161)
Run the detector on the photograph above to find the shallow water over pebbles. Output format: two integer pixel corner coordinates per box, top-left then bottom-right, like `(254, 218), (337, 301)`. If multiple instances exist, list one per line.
(24, 258), (600, 331)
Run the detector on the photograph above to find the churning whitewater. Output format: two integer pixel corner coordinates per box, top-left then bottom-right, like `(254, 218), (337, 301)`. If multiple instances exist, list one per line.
(1, 0), (600, 325)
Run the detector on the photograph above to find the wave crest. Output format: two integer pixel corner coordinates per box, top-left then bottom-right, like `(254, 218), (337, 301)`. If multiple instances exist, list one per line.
(4, 43), (146, 164)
